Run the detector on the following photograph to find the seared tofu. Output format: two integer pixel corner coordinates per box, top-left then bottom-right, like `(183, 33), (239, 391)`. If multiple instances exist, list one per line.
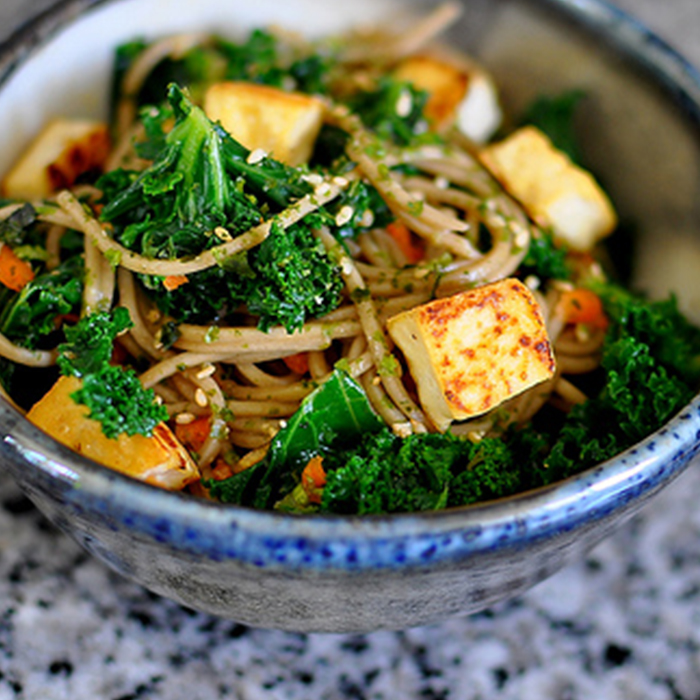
(479, 126), (617, 251)
(393, 54), (502, 143)
(27, 375), (199, 490)
(204, 81), (325, 166)
(387, 278), (555, 432)
(2, 119), (110, 200)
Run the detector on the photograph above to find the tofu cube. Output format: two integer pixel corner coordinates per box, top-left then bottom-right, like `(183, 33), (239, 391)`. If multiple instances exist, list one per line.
(27, 375), (199, 490)
(204, 81), (324, 166)
(2, 119), (110, 200)
(393, 54), (502, 143)
(387, 278), (556, 432)
(479, 126), (617, 251)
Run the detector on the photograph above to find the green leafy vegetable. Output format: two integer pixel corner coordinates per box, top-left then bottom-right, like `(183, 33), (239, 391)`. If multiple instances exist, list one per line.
(349, 77), (435, 147)
(521, 89), (587, 165)
(57, 308), (168, 438)
(99, 84), (343, 331)
(538, 282), (700, 483)
(519, 229), (572, 282)
(206, 369), (384, 508)
(0, 255), (83, 350)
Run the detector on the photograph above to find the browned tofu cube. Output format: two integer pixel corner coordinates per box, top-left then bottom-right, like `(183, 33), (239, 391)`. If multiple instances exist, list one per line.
(393, 54), (502, 142)
(480, 126), (617, 251)
(27, 375), (199, 490)
(2, 119), (110, 200)
(387, 278), (556, 431)
(204, 81), (325, 166)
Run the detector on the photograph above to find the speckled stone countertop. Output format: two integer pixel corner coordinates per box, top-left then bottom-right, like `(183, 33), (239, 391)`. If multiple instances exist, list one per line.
(0, 1), (700, 699)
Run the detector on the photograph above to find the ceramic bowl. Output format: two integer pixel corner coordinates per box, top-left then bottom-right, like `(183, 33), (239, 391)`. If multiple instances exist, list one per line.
(0, 0), (699, 633)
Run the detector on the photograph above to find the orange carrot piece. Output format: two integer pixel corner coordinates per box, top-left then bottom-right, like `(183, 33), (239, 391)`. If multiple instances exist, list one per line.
(386, 221), (424, 264)
(211, 459), (234, 481)
(557, 288), (608, 330)
(301, 455), (326, 505)
(163, 274), (189, 291)
(0, 245), (34, 292)
(174, 415), (211, 452)
(282, 352), (310, 376)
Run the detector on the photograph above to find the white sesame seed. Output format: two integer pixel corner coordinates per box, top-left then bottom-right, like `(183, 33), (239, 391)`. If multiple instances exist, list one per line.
(246, 148), (267, 165)
(359, 209), (375, 227)
(302, 173), (324, 186)
(315, 183), (333, 198)
(514, 226), (530, 249)
(332, 176), (349, 187)
(396, 90), (413, 118)
(524, 275), (541, 291)
(335, 205), (354, 227)
(175, 412), (196, 425)
(434, 176), (450, 190)
(196, 363), (216, 379)
(194, 388), (208, 407)
(214, 226), (233, 242)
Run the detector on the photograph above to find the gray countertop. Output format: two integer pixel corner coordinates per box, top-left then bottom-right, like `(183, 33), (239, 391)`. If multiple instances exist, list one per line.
(0, 1), (700, 698)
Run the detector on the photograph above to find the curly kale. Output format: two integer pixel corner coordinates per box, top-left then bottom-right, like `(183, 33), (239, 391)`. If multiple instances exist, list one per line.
(112, 29), (336, 116)
(537, 282), (700, 484)
(57, 308), (168, 439)
(349, 76), (435, 147)
(99, 84), (343, 331)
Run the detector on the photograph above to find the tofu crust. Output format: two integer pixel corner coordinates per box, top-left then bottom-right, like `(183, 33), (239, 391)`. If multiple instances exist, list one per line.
(2, 119), (110, 200)
(204, 81), (324, 166)
(387, 278), (556, 431)
(27, 375), (199, 490)
(479, 126), (617, 251)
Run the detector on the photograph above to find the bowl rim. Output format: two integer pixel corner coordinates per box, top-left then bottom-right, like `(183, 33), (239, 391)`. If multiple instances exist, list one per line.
(0, 0), (699, 552)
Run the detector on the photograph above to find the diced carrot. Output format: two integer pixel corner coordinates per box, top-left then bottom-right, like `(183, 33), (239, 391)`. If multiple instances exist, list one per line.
(556, 288), (608, 330)
(174, 415), (211, 452)
(282, 352), (310, 376)
(0, 245), (34, 292)
(163, 274), (189, 291)
(386, 221), (424, 264)
(211, 458), (234, 481)
(301, 455), (326, 505)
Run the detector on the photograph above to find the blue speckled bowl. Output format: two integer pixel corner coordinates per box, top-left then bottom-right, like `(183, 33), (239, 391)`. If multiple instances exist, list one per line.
(0, 0), (699, 632)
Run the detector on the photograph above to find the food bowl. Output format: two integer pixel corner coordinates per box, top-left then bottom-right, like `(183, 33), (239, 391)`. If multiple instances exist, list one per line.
(0, 0), (699, 633)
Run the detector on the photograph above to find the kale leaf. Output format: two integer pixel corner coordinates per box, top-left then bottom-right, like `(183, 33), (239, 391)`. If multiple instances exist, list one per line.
(99, 84), (343, 331)
(519, 229), (572, 282)
(521, 89), (587, 165)
(539, 282), (700, 483)
(57, 308), (168, 439)
(349, 77), (434, 147)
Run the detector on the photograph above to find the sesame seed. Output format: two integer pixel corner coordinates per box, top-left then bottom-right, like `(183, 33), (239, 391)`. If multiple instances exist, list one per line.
(359, 209), (375, 227)
(524, 275), (541, 291)
(315, 183), (333, 198)
(302, 173), (324, 186)
(335, 205), (354, 227)
(196, 363), (216, 379)
(195, 388), (208, 407)
(332, 176), (349, 187)
(396, 90), (413, 117)
(434, 176), (450, 190)
(214, 226), (233, 242)
(175, 412), (196, 425)
(246, 148), (267, 165)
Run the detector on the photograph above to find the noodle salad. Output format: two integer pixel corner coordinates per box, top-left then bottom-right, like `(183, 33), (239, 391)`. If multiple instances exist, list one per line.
(1, 3), (699, 514)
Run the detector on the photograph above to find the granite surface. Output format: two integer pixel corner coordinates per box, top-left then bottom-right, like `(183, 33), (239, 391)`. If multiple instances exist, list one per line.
(0, 1), (699, 698)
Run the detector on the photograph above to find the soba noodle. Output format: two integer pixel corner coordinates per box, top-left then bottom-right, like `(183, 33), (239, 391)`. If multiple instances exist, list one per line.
(0, 3), (612, 507)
